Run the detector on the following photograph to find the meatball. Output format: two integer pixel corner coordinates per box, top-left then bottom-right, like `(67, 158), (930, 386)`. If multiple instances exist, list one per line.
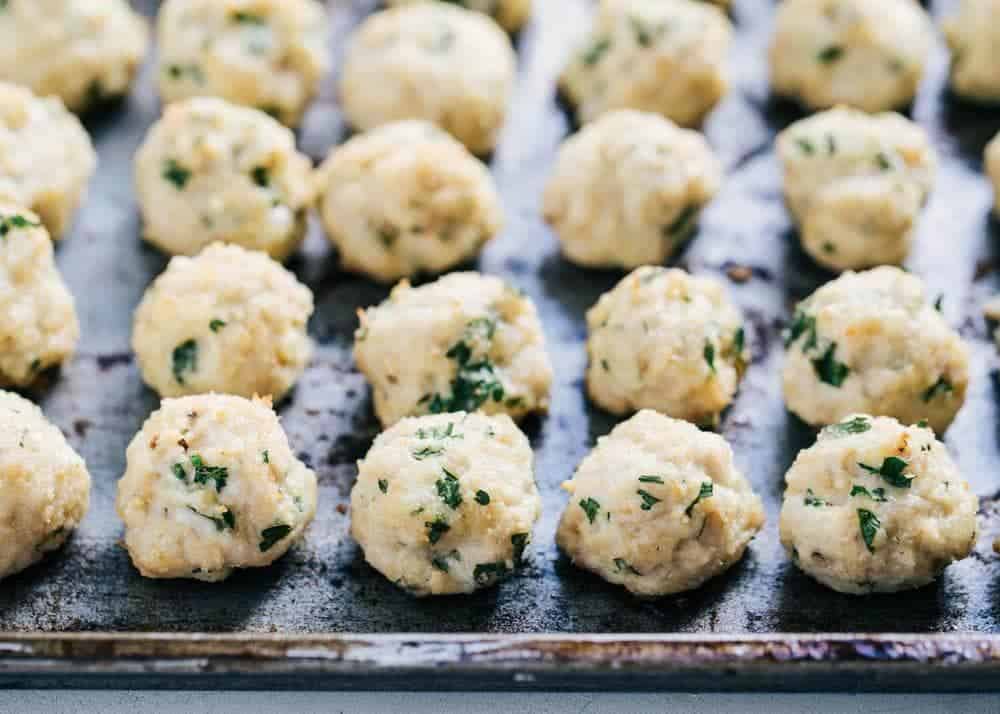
(543, 110), (721, 270)
(776, 107), (936, 272)
(0, 206), (78, 387)
(315, 121), (503, 283)
(782, 267), (969, 434)
(351, 411), (540, 596)
(354, 272), (553, 427)
(157, 0), (329, 127)
(385, 0), (531, 32)
(770, 0), (933, 113)
(780, 414), (977, 594)
(0, 82), (95, 240)
(0, 391), (90, 580)
(943, 0), (1000, 103)
(586, 266), (747, 426)
(986, 131), (1000, 216)
(134, 97), (315, 260)
(0, 0), (148, 113)
(116, 394), (317, 582)
(132, 242), (314, 401)
(559, 0), (731, 128)
(556, 410), (764, 597)
(339, 3), (516, 155)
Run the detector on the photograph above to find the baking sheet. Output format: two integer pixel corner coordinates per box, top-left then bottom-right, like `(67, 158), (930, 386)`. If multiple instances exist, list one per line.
(3, 0), (1000, 691)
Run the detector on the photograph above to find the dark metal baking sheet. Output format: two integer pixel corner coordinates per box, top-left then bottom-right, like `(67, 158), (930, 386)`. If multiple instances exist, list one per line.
(3, 0), (1000, 691)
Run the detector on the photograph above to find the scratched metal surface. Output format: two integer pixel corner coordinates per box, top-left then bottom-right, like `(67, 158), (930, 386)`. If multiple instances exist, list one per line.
(3, 0), (1000, 657)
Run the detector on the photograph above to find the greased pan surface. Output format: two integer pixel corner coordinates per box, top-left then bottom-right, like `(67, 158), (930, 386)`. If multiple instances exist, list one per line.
(3, 0), (1000, 691)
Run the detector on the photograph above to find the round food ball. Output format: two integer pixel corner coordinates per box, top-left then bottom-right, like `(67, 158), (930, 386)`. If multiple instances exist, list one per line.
(770, 0), (933, 113)
(385, 0), (531, 32)
(556, 410), (764, 597)
(116, 394), (317, 581)
(0, 82), (95, 240)
(782, 267), (969, 435)
(559, 0), (731, 128)
(354, 272), (553, 427)
(132, 242), (314, 401)
(543, 109), (721, 269)
(0, 206), (79, 387)
(0, 390), (90, 580)
(351, 411), (540, 596)
(780, 414), (977, 594)
(586, 266), (747, 425)
(315, 121), (503, 283)
(157, 0), (329, 127)
(0, 0), (148, 113)
(943, 0), (1000, 103)
(776, 106), (936, 272)
(339, 3), (516, 155)
(134, 97), (315, 260)
(986, 130), (1000, 216)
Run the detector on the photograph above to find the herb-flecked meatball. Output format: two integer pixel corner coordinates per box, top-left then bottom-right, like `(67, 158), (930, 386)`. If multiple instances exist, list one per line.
(116, 394), (317, 581)
(351, 411), (541, 596)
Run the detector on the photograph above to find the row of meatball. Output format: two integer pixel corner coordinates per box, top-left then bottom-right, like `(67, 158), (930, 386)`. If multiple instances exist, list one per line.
(0, 386), (978, 599)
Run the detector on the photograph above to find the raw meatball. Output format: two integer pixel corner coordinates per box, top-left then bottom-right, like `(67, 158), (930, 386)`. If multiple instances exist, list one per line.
(986, 131), (1000, 216)
(0, 207), (79, 387)
(556, 410), (764, 597)
(157, 0), (329, 127)
(776, 107), (936, 272)
(351, 411), (540, 596)
(559, 0), (731, 127)
(134, 97), (315, 260)
(780, 414), (977, 594)
(0, 391), (90, 580)
(385, 0), (531, 32)
(0, 82), (95, 240)
(132, 242), (314, 401)
(0, 0), (148, 113)
(586, 266), (747, 426)
(543, 110), (721, 269)
(354, 272), (553, 427)
(315, 121), (503, 283)
(783, 267), (969, 434)
(116, 394), (317, 581)
(943, 0), (1000, 103)
(339, 3), (516, 155)
(770, 0), (933, 113)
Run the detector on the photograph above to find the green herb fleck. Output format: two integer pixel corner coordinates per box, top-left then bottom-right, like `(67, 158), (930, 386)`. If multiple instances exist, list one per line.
(826, 415), (871, 437)
(579, 497), (600, 524)
(704, 341), (716, 374)
(785, 310), (818, 350)
(733, 327), (745, 356)
(922, 376), (953, 403)
(858, 456), (913, 488)
(685, 481), (713, 516)
(851, 485), (888, 502)
(582, 37), (611, 66)
(826, 134), (837, 155)
(425, 516), (450, 544)
(0, 213), (40, 238)
(804, 488), (829, 507)
(427, 319), (505, 414)
(378, 479), (388, 494)
(188, 506), (235, 532)
(251, 166), (270, 187)
(172, 463), (187, 481)
(796, 137), (816, 155)
(190, 454), (228, 491)
(934, 294), (944, 312)
(858, 508), (880, 552)
(232, 11), (266, 24)
(416, 422), (462, 440)
(163, 159), (191, 189)
(412, 445), (444, 460)
(614, 558), (641, 576)
(475, 490), (490, 505)
(172, 339), (198, 385)
(262, 450), (269, 464)
(817, 45), (844, 63)
(664, 205), (698, 241)
(812, 343), (850, 387)
(637, 489), (661, 511)
(209, 319), (226, 332)
(259, 524), (292, 552)
(638, 475), (664, 484)
(875, 152), (892, 171)
(436, 468), (462, 509)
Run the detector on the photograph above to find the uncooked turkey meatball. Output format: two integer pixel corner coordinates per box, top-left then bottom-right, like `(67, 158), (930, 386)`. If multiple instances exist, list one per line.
(315, 121), (503, 283)
(134, 97), (315, 260)
(777, 106), (935, 272)
(354, 272), (553, 427)
(770, 0), (933, 112)
(543, 110), (722, 270)
(0, 390), (90, 580)
(339, 3), (516, 155)
(943, 0), (1000, 103)
(157, 0), (329, 127)
(557, 410), (764, 597)
(780, 414), (977, 594)
(782, 267), (969, 434)
(385, 0), (531, 32)
(560, 0), (731, 127)
(351, 411), (541, 596)
(116, 394), (317, 581)
(586, 266), (747, 425)
(0, 206), (78, 387)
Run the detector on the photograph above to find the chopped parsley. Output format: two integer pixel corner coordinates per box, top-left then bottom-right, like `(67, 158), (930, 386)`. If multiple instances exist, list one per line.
(412, 445), (444, 460)
(851, 485), (888, 502)
(875, 152), (892, 171)
(431, 550), (462, 573)
(704, 341), (716, 374)
(637, 489), (661, 511)
(511, 533), (529, 567)
(232, 11), (266, 24)
(475, 490), (491, 505)
(934, 294), (944, 312)
(857, 508), (880, 552)
(733, 327), (745, 356)
(614, 558), (641, 576)
(0, 213), (40, 238)
(685, 481), (713, 516)
(803, 488), (829, 507)
(796, 137), (816, 155)
(190, 454), (228, 491)
(163, 159), (191, 189)
(812, 343), (850, 387)
(172, 463), (187, 481)
(427, 320), (505, 414)
(425, 516), (450, 544)
(262, 450), (269, 464)
(416, 422), (462, 440)
(922, 376), (953, 403)
(473, 561), (510, 585)
(209, 319), (226, 332)
(188, 506), (235, 532)
(638, 475), (664, 484)
(785, 310), (818, 350)
(826, 134), (837, 155)
(664, 205), (698, 241)
(629, 15), (657, 47)
(171, 339), (198, 384)
(579, 497), (600, 524)
(858, 456), (913, 488)
(378, 479), (388, 494)
(817, 45), (844, 63)
(436, 468), (462, 509)
(259, 524), (292, 552)
(251, 166), (270, 188)
(582, 37), (611, 66)
(825, 415), (871, 437)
